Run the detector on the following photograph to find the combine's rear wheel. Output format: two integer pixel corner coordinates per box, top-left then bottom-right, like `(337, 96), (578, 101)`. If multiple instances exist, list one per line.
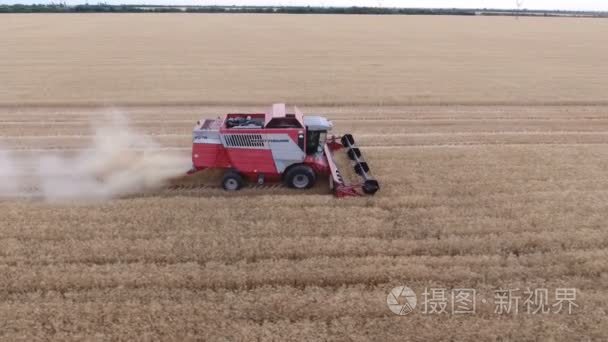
(285, 165), (316, 189)
(222, 170), (244, 191)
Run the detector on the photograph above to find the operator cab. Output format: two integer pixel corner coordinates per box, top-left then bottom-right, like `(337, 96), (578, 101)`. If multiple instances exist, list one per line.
(304, 116), (333, 155)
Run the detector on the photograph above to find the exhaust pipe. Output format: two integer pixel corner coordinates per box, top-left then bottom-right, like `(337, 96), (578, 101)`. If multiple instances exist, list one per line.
(341, 134), (380, 195)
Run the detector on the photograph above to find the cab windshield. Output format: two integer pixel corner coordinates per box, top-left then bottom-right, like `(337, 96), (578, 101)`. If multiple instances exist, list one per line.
(306, 130), (327, 154)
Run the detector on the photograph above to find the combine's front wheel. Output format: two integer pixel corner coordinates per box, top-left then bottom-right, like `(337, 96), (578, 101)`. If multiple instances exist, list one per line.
(285, 165), (316, 189)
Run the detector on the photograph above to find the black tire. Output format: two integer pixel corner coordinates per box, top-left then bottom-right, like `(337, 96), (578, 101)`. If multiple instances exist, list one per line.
(285, 165), (316, 189)
(222, 170), (244, 191)
(362, 179), (380, 195)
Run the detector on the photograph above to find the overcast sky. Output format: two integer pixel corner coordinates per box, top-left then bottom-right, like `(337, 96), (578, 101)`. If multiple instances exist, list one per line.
(1, 0), (607, 11)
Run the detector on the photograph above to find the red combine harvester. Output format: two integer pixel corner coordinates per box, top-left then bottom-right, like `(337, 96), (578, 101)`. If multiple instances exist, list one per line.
(188, 103), (379, 197)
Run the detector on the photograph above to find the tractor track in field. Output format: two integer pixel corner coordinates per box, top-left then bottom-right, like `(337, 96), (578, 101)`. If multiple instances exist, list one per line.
(2, 181), (331, 200)
(158, 183), (331, 197)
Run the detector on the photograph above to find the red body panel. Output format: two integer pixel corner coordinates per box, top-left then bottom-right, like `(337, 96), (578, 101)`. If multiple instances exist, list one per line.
(224, 148), (278, 174)
(192, 143), (278, 174)
(192, 143), (231, 169)
(193, 127), (304, 173)
(304, 154), (330, 175)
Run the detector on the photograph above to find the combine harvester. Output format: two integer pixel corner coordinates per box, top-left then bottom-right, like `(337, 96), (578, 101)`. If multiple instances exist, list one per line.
(187, 103), (379, 197)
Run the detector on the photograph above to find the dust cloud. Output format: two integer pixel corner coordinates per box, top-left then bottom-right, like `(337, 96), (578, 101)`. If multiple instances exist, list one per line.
(0, 112), (189, 202)
(0, 149), (20, 197)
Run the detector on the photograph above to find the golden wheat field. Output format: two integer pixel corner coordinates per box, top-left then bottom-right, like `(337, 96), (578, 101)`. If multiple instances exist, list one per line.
(1, 14), (608, 341)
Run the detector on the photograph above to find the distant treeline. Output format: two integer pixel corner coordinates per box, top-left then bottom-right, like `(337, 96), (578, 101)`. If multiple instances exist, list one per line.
(0, 4), (474, 14)
(1, 3), (607, 17)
